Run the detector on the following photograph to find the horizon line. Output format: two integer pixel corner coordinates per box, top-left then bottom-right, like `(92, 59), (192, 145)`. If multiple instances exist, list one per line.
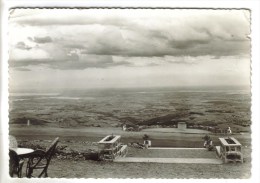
(9, 84), (251, 93)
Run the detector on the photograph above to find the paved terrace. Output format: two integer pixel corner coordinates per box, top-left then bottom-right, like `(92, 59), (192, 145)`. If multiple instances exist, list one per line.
(114, 157), (222, 164)
(114, 147), (222, 164)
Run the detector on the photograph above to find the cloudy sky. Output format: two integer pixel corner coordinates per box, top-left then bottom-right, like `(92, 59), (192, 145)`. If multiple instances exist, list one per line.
(9, 9), (251, 91)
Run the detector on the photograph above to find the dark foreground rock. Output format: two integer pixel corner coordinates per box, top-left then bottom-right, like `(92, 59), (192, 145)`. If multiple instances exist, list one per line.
(19, 140), (100, 161)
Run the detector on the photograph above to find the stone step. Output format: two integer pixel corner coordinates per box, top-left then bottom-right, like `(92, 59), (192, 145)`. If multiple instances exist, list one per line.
(114, 157), (222, 164)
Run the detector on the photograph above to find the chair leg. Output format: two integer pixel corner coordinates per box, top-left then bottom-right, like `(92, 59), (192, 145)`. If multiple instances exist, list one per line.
(18, 161), (24, 178)
(9, 161), (16, 177)
(26, 170), (32, 178)
(26, 166), (33, 178)
(9, 169), (14, 177)
(42, 169), (48, 178)
(38, 171), (44, 178)
(38, 169), (47, 178)
(18, 167), (22, 178)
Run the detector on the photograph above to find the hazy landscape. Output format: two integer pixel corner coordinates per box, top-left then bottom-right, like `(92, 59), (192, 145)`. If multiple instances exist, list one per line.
(9, 86), (251, 131)
(9, 86), (252, 178)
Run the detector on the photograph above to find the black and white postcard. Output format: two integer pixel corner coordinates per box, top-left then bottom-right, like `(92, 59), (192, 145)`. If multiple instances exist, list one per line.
(1, 2), (260, 183)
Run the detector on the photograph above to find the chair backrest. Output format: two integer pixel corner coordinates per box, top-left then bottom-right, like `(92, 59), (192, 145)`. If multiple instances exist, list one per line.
(9, 135), (18, 149)
(45, 137), (59, 161)
(25, 137), (59, 178)
(9, 149), (19, 177)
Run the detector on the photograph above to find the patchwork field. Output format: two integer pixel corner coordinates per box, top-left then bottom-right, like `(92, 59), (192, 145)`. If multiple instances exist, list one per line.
(9, 87), (251, 132)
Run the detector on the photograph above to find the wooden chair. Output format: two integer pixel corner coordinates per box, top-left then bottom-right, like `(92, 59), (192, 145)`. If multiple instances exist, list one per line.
(9, 149), (24, 178)
(26, 137), (59, 178)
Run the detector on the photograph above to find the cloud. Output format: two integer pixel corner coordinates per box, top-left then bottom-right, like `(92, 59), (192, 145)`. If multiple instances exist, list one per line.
(9, 59), (53, 68)
(11, 9), (131, 27)
(62, 13), (249, 58)
(9, 54), (131, 70)
(167, 39), (210, 50)
(79, 35), (249, 58)
(9, 46), (50, 61)
(9, 9), (251, 70)
(14, 67), (31, 71)
(113, 55), (198, 68)
(15, 42), (32, 50)
(49, 60), (130, 70)
(28, 36), (52, 43)
(64, 44), (85, 49)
